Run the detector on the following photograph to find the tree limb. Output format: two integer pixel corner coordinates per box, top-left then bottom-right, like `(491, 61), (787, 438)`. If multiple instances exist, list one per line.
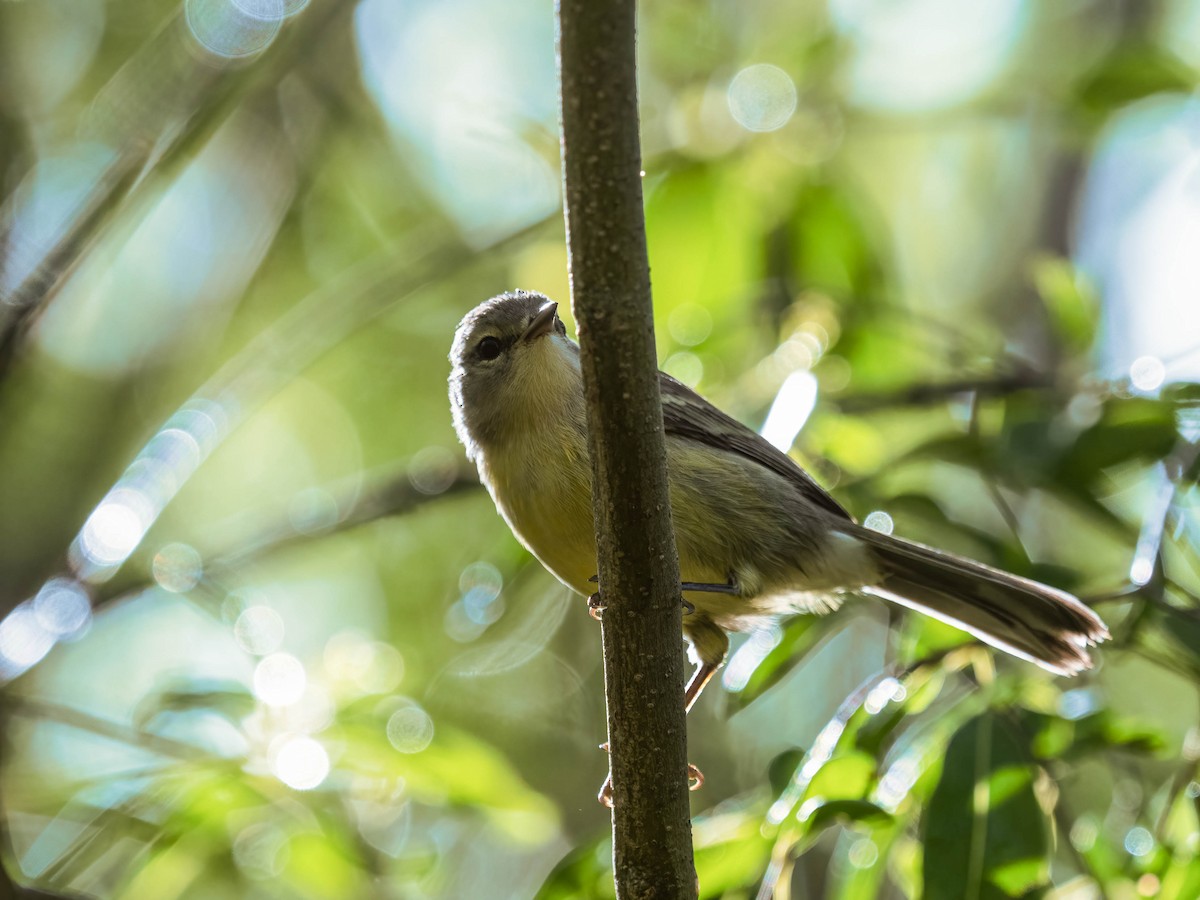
(557, 0), (697, 896)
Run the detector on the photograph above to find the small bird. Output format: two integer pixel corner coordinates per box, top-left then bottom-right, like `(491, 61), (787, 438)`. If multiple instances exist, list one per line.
(449, 290), (1108, 791)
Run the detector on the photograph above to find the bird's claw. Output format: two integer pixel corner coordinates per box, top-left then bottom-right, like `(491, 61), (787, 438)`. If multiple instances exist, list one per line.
(595, 743), (704, 807)
(590, 574), (694, 616)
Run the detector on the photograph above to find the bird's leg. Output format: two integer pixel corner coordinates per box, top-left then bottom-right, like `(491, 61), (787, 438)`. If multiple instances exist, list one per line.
(684, 660), (720, 712)
(590, 578), (734, 805)
(680, 575), (740, 596)
(587, 573), (739, 620)
(597, 659), (720, 808)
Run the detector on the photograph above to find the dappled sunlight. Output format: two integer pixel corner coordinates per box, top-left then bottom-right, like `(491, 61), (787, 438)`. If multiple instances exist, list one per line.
(0, 0), (1198, 895)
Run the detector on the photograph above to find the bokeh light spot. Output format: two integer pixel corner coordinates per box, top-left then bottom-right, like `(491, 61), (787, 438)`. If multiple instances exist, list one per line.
(1130, 556), (1155, 587)
(1124, 826), (1154, 857)
(387, 705), (434, 754)
(253, 653), (306, 706)
(288, 488), (339, 534)
(864, 676), (905, 714)
(152, 543), (203, 593)
(444, 601), (487, 643)
(459, 561), (504, 627)
(408, 446), (459, 495)
(668, 304), (713, 347)
(0, 604), (57, 675)
(232, 823), (290, 880)
(323, 631), (405, 694)
(1070, 816), (1098, 851)
(459, 561), (502, 602)
(235, 606), (286, 656)
(185, 0), (284, 59)
(727, 64), (797, 133)
(760, 370), (818, 452)
(32, 578), (91, 639)
(1129, 355), (1165, 392)
(359, 642), (405, 694)
(80, 488), (154, 568)
(864, 511), (894, 535)
(271, 736), (330, 790)
(848, 837), (878, 869)
(662, 352), (704, 389)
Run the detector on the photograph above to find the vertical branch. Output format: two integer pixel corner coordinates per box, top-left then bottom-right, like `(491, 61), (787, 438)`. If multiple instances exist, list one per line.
(556, 1), (697, 896)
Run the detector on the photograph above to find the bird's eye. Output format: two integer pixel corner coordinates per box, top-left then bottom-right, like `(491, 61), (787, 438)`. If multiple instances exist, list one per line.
(477, 336), (502, 361)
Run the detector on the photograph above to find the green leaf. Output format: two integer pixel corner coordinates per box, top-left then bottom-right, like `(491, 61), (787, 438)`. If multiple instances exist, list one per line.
(332, 719), (558, 838)
(790, 183), (883, 298)
(1163, 382), (1200, 406)
(692, 805), (775, 897)
(1161, 857), (1200, 900)
(923, 713), (1050, 900)
(281, 831), (370, 900)
(805, 751), (877, 803)
(1074, 44), (1197, 118)
(1056, 398), (1178, 489)
(803, 799), (893, 831)
(1030, 256), (1097, 352)
(535, 838), (615, 900)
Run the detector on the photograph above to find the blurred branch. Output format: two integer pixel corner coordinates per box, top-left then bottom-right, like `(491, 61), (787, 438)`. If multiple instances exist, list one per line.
(93, 461), (480, 611)
(0, 0), (350, 377)
(834, 371), (1053, 414)
(6, 696), (212, 761)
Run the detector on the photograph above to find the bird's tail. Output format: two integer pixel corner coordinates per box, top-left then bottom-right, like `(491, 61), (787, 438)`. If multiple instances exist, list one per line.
(852, 526), (1109, 675)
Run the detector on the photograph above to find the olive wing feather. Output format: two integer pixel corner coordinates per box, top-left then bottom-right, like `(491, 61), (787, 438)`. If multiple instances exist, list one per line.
(657, 372), (851, 521)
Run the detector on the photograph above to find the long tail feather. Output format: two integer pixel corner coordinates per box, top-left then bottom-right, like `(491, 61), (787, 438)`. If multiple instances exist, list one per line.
(852, 526), (1109, 675)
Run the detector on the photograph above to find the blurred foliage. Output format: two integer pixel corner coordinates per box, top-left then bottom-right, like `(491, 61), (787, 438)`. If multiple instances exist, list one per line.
(1, 0), (1200, 898)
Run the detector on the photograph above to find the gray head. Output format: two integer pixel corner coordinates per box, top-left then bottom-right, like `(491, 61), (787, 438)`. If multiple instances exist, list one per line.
(449, 290), (576, 457)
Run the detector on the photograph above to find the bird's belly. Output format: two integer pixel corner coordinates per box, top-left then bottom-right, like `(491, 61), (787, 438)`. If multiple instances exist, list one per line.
(507, 497), (597, 593)
(481, 448), (598, 595)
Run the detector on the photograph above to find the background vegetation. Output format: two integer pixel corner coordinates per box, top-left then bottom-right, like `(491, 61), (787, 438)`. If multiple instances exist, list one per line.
(1, 0), (1198, 897)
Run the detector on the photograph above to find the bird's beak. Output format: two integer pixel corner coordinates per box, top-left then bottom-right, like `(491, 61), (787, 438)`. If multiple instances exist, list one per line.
(523, 301), (558, 342)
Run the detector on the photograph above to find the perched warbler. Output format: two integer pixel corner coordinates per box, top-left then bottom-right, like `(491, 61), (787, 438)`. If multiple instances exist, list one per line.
(449, 290), (1108, 726)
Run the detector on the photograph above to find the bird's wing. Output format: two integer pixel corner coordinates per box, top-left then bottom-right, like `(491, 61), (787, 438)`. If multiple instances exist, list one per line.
(658, 372), (852, 521)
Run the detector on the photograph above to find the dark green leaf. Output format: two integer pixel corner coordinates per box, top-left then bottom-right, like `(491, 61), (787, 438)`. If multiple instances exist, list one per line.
(536, 838), (614, 900)
(923, 713), (1050, 900)
(1074, 44), (1197, 118)
(803, 799), (893, 831)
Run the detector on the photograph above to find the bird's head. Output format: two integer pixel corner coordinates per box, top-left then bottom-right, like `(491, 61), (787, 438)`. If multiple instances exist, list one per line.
(449, 290), (577, 456)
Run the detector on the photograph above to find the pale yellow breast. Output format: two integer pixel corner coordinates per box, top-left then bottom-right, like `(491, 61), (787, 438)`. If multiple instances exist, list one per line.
(479, 420), (597, 595)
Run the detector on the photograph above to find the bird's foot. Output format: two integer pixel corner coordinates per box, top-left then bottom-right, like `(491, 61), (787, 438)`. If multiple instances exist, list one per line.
(596, 742), (704, 808)
(587, 574), (698, 618)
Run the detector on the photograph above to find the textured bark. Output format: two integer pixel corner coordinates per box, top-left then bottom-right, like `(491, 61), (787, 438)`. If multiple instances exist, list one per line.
(556, 1), (698, 897)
